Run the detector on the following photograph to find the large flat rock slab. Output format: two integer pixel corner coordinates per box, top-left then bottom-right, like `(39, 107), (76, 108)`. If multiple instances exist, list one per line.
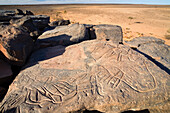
(125, 37), (165, 48)
(125, 37), (170, 71)
(0, 40), (169, 113)
(37, 23), (89, 48)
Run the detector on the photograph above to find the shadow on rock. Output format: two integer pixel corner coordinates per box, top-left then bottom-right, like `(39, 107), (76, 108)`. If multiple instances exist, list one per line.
(133, 48), (170, 74)
(23, 44), (66, 70)
(35, 34), (72, 49)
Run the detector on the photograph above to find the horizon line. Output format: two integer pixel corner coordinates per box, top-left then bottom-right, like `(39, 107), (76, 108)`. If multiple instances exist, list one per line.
(0, 3), (170, 5)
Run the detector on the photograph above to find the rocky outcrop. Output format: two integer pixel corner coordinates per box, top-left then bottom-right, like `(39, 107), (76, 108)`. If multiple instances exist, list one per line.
(0, 40), (169, 113)
(49, 20), (70, 27)
(93, 24), (123, 44)
(125, 37), (170, 71)
(125, 37), (165, 48)
(0, 12), (169, 113)
(10, 16), (40, 37)
(36, 23), (89, 48)
(30, 15), (50, 31)
(15, 9), (25, 15)
(0, 24), (34, 66)
(0, 10), (49, 31)
(25, 10), (34, 15)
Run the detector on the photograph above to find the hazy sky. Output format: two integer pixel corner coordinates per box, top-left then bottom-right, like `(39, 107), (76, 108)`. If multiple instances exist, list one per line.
(0, 0), (170, 5)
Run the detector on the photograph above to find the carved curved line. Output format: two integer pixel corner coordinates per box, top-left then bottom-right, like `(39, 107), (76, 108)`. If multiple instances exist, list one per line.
(100, 64), (157, 92)
(7, 95), (24, 108)
(143, 60), (157, 91)
(128, 66), (142, 75)
(26, 89), (63, 105)
(95, 75), (104, 97)
(52, 84), (65, 96)
(107, 70), (120, 85)
(112, 73), (124, 89)
(98, 65), (123, 88)
(25, 90), (40, 105)
(96, 65), (112, 82)
(56, 80), (74, 88)
(44, 77), (53, 85)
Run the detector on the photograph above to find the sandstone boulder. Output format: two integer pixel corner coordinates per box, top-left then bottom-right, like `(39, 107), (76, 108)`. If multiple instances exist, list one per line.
(93, 24), (123, 44)
(37, 23), (89, 48)
(0, 15), (11, 22)
(25, 10), (34, 15)
(0, 40), (169, 113)
(0, 25), (34, 66)
(15, 9), (25, 15)
(125, 37), (170, 71)
(0, 10), (15, 16)
(0, 59), (12, 85)
(49, 20), (70, 27)
(30, 15), (50, 31)
(10, 16), (40, 39)
(125, 37), (165, 48)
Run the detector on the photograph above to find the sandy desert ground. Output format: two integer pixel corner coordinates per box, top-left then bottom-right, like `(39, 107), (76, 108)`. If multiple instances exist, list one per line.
(1, 4), (170, 45)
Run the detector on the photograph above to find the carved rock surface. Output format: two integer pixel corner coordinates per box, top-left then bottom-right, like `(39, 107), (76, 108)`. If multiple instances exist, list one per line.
(93, 24), (123, 44)
(0, 25), (34, 66)
(0, 40), (169, 113)
(125, 37), (170, 70)
(37, 23), (89, 48)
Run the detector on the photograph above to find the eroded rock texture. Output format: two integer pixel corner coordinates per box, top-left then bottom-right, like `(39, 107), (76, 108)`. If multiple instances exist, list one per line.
(93, 24), (123, 44)
(0, 40), (169, 113)
(36, 23), (89, 48)
(0, 25), (34, 66)
(125, 37), (170, 71)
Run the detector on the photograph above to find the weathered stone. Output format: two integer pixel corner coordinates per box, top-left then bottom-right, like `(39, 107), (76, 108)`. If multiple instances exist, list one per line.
(0, 15), (11, 22)
(0, 25), (34, 66)
(93, 24), (123, 44)
(0, 25), (7, 31)
(15, 9), (25, 15)
(11, 15), (24, 21)
(11, 16), (40, 39)
(138, 43), (170, 70)
(25, 10), (34, 15)
(125, 37), (170, 71)
(0, 59), (12, 85)
(49, 20), (70, 27)
(0, 40), (169, 113)
(30, 15), (50, 31)
(0, 21), (10, 25)
(125, 37), (165, 48)
(37, 23), (89, 48)
(0, 10), (15, 16)
(83, 24), (96, 40)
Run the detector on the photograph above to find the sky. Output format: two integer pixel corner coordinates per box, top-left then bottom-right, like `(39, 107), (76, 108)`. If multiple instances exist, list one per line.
(0, 0), (170, 5)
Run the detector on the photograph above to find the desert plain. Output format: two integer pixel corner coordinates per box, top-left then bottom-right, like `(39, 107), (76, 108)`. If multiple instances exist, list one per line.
(0, 4), (170, 45)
